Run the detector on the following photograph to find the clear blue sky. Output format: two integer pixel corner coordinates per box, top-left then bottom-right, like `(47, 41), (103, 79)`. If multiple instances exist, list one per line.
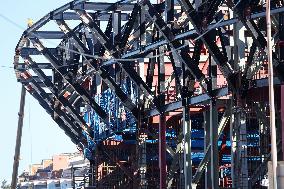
(0, 0), (79, 182)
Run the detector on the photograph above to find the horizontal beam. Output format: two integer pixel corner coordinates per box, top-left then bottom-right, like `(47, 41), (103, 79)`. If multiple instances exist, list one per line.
(52, 12), (129, 21)
(16, 63), (53, 70)
(19, 76), (52, 83)
(252, 77), (281, 87)
(145, 77), (282, 117)
(73, 2), (164, 11)
(145, 87), (229, 117)
(73, 2), (136, 11)
(21, 48), (57, 56)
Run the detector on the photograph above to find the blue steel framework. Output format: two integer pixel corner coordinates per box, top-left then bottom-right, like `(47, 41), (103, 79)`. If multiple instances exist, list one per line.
(13, 0), (284, 188)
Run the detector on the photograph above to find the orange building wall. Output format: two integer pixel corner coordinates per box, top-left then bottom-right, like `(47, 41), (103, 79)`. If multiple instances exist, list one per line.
(29, 164), (43, 176)
(52, 154), (70, 171)
(42, 159), (53, 169)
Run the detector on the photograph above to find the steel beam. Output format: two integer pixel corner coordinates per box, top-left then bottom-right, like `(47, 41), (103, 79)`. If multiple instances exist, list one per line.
(158, 43), (167, 189)
(77, 9), (159, 109)
(183, 100), (192, 189)
(101, 6), (284, 67)
(228, 0), (284, 80)
(24, 56), (93, 138)
(203, 110), (211, 188)
(178, 0), (235, 90)
(210, 100), (219, 189)
(141, 0), (209, 93)
(20, 75), (81, 142)
(57, 19), (139, 119)
(145, 87), (229, 117)
(30, 38), (110, 124)
(193, 107), (231, 183)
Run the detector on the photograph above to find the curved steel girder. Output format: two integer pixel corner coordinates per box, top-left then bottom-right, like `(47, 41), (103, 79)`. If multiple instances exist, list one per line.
(13, 3), (284, 186)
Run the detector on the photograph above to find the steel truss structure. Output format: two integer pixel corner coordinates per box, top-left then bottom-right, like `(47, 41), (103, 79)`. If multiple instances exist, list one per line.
(13, 0), (284, 188)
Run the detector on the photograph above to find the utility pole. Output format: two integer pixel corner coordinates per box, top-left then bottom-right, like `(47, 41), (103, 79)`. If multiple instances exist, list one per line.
(266, 0), (278, 188)
(11, 86), (26, 189)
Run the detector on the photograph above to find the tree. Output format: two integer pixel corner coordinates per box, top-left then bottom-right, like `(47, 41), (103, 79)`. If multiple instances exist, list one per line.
(1, 180), (11, 189)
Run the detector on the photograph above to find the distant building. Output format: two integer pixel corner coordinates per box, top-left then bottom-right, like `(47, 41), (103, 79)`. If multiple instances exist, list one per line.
(42, 159), (52, 170)
(18, 152), (88, 189)
(29, 164), (43, 176)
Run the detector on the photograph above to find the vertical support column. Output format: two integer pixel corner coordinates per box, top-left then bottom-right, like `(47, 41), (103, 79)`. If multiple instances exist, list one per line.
(195, 0), (201, 10)
(239, 111), (248, 188)
(258, 103), (265, 166)
(72, 165), (75, 189)
(233, 20), (246, 71)
(138, 111), (148, 189)
(183, 99), (192, 189)
(281, 86), (284, 159)
(231, 108), (240, 188)
(112, 11), (121, 46)
(279, 12), (284, 160)
(89, 160), (97, 187)
(90, 18), (101, 94)
(208, 30), (218, 188)
(204, 110), (211, 188)
(165, 0), (174, 22)
(231, 12), (246, 188)
(139, 7), (146, 83)
(138, 7), (148, 189)
(113, 11), (122, 132)
(231, 108), (239, 188)
(159, 113), (167, 189)
(158, 44), (166, 189)
(210, 100), (219, 189)
(266, 1), (278, 187)
(231, 108), (248, 188)
(11, 86), (26, 189)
